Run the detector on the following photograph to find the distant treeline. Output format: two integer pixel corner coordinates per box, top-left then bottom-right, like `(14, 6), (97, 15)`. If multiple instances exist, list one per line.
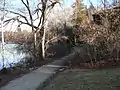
(0, 31), (33, 44)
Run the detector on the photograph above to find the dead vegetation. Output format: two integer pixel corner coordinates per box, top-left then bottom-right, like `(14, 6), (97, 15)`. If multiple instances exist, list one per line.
(71, 8), (120, 69)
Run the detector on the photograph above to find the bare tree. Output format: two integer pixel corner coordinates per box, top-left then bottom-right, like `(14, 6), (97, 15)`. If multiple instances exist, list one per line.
(0, 0), (60, 59)
(0, 0), (6, 68)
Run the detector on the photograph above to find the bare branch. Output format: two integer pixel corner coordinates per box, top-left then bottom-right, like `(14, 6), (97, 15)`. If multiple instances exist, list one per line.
(37, 0), (46, 27)
(18, 20), (38, 29)
(3, 9), (30, 24)
(3, 16), (38, 30)
(21, 0), (34, 31)
(21, 0), (29, 9)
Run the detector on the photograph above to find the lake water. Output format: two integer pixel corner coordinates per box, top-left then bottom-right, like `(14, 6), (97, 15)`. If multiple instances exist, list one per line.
(0, 43), (26, 70)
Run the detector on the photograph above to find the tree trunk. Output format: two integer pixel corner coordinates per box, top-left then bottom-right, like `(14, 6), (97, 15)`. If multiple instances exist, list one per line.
(42, 28), (46, 59)
(1, 0), (6, 68)
(34, 32), (37, 49)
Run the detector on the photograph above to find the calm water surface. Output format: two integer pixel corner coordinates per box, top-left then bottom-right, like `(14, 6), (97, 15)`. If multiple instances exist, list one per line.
(0, 43), (27, 70)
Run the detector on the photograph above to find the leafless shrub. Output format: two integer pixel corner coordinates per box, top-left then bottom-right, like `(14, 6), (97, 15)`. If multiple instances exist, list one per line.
(74, 7), (120, 68)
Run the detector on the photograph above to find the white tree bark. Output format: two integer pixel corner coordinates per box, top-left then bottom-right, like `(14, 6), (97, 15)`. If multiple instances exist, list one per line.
(34, 32), (37, 48)
(1, 0), (5, 68)
(1, 0), (59, 60)
(42, 29), (46, 58)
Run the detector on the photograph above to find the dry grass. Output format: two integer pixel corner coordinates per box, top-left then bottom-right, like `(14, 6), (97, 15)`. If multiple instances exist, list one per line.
(44, 68), (120, 90)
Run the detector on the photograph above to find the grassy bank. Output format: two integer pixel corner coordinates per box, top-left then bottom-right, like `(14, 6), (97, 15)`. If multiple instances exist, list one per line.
(44, 68), (120, 90)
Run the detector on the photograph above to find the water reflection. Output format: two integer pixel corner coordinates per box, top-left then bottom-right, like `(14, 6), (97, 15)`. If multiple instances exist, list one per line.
(0, 43), (26, 70)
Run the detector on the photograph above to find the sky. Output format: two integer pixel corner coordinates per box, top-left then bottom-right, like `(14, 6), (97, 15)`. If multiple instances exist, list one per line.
(3, 0), (114, 9)
(1, 0), (113, 31)
(6, 0), (102, 8)
(63, 0), (99, 7)
(63, 0), (113, 8)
